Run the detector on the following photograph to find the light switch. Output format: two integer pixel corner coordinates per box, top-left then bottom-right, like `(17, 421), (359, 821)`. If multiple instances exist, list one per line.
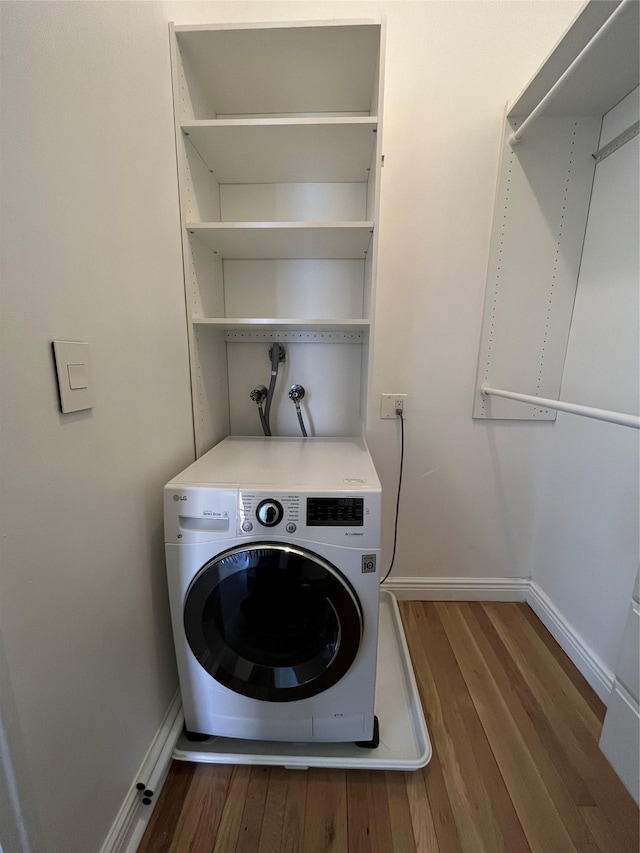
(52, 341), (94, 413)
(67, 363), (88, 390)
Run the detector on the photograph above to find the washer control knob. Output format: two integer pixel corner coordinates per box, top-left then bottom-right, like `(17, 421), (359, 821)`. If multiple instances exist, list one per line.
(241, 521), (253, 533)
(256, 499), (284, 527)
(285, 522), (297, 533)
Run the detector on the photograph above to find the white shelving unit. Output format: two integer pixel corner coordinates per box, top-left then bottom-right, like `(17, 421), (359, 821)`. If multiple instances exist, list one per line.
(170, 20), (385, 454)
(472, 0), (639, 422)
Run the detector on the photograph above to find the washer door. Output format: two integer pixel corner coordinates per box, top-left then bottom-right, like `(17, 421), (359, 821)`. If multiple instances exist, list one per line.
(184, 543), (362, 702)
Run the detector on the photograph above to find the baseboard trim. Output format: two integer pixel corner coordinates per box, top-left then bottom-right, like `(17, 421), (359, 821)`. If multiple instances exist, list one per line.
(384, 576), (529, 601)
(99, 691), (184, 853)
(526, 581), (614, 703)
(384, 575), (613, 704)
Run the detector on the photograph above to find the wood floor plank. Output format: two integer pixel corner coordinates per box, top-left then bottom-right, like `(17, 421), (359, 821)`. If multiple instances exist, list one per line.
(346, 770), (380, 852)
(167, 763), (233, 853)
(280, 770), (308, 853)
(404, 767), (439, 852)
(137, 760), (196, 853)
(579, 802), (640, 853)
(257, 767), (288, 853)
(211, 764), (252, 853)
(400, 603), (464, 853)
(579, 764), (640, 853)
(492, 602), (602, 740)
(302, 769), (347, 853)
(422, 601), (533, 852)
(235, 766), (270, 853)
(438, 601), (585, 851)
(385, 771), (418, 853)
(402, 607), (488, 853)
(404, 603), (529, 853)
(518, 604), (606, 723)
(370, 770), (395, 851)
(482, 602), (639, 849)
(458, 602), (598, 846)
(484, 603), (600, 749)
(478, 602), (596, 803)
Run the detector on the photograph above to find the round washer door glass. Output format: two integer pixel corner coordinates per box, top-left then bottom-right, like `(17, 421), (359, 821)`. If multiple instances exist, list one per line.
(184, 543), (362, 702)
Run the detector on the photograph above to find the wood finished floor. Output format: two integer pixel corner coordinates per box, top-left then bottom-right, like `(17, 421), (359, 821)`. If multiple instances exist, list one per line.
(138, 601), (639, 852)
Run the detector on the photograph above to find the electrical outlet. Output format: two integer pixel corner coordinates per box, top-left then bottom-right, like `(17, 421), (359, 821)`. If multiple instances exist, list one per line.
(380, 393), (407, 419)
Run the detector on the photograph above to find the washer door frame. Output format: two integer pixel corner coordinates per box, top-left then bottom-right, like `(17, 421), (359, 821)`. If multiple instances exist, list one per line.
(183, 542), (363, 702)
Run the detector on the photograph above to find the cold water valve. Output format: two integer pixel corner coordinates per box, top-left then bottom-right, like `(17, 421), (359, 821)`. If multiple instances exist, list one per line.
(288, 384), (305, 403)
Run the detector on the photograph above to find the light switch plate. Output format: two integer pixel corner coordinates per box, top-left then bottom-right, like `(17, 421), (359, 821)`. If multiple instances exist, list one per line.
(52, 341), (94, 413)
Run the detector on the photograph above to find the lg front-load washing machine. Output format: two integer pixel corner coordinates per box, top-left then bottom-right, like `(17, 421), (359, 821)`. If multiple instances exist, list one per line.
(164, 436), (382, 745)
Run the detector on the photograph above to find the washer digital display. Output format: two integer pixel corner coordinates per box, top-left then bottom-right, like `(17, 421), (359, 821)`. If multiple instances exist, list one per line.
(307, 497), (364, 527)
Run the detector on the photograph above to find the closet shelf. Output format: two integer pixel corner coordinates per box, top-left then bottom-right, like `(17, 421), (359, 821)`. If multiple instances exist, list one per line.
(181, 118), (378, 183)
(192, 318), (371, 333)
(508, 0), (639, 122)
(173, 23), (381, 117)
(186, 222), (374, 259)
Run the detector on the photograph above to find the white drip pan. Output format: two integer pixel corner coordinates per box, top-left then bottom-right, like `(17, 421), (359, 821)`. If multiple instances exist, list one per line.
(173, 590), (431, 770)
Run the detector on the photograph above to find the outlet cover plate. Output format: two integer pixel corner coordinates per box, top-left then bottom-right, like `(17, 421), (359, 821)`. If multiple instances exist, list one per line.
(380, 393), (406, 419)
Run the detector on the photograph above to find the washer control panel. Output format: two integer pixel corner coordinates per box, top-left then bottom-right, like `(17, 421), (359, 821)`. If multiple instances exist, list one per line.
(237, 490), (379, 548)
(307, 497), (364, 527)
(239, 492), (300, 536)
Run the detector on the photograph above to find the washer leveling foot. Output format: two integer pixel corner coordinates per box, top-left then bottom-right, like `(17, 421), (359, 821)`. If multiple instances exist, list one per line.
(355, 716), (380, 749)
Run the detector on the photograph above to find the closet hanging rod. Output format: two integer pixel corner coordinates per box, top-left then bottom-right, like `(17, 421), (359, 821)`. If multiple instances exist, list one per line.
(509, 0), (632, 147)
(481, 385), (640, 429)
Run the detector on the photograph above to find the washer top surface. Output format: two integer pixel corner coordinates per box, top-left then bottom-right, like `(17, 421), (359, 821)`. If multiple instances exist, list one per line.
(168, 436), (381, 492)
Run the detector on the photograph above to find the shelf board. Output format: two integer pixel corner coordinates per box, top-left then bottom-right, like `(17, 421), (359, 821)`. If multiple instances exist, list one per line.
(174, 23), (381, 116)
(181, 118), (378, 183)
(186, 222), (374, 259)
(192, 317), (370, 333)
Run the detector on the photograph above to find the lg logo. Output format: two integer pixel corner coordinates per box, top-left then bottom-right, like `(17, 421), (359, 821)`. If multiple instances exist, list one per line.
(173, 494), (187, 502)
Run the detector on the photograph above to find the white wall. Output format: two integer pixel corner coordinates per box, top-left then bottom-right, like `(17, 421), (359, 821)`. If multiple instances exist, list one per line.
(0, 3), (194, 851)
(4, 1), (634, 851)
(363, 0), (583, 582)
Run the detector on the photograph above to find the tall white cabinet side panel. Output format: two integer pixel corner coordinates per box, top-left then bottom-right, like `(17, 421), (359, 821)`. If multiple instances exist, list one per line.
(362, 19), (385, 428)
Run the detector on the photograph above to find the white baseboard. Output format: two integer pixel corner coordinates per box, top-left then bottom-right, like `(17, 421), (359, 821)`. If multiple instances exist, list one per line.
(526, 581), (613, 703)
(384, 576), (529, 601)
(384, 575), (613, 704)
(100, 691), (184, 853)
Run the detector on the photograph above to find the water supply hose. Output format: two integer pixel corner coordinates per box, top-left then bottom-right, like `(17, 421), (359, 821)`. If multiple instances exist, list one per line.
(288, 384), (308, 437)
(263, 343), (281, 437)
